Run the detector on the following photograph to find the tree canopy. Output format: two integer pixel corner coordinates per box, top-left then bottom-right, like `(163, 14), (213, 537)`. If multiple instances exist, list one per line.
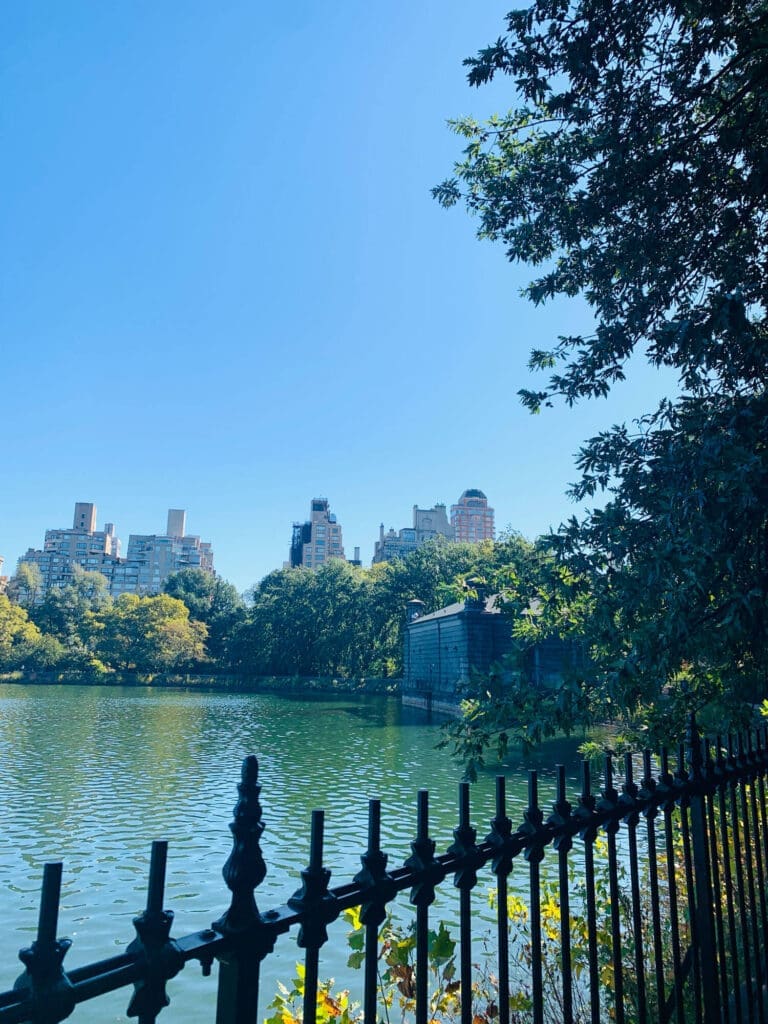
(435, 0), (768, 743)
(163, 569), (245, 663)
(96, 593), (207, 672)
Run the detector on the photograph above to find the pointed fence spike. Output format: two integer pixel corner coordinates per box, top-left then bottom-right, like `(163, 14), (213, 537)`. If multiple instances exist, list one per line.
(417, 789), (429, 842)
(146, 841), (168, 918)
(37, 862), (63, 949)
(459, 781), (470, 829)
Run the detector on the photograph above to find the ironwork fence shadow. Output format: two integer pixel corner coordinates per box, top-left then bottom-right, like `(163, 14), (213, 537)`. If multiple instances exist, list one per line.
(0, 713), (766, 1024)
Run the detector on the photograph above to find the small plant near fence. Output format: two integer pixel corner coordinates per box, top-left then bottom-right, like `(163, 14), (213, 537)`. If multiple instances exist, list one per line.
(270, 830), (692, 1024)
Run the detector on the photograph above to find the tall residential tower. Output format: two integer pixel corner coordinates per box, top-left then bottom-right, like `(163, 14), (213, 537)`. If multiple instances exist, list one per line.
(450, 489), (495, 543)
(289, 498), (345, 569)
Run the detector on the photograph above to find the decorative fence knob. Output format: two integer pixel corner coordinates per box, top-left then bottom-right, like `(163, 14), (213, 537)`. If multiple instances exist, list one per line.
(14, 862), (76, 1024)
(214, 755), (267, 936)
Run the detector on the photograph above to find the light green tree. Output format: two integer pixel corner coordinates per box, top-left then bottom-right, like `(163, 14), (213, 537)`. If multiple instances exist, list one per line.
(97, 593), (207, 672)
(0, 595), (64, 670)
(30, 567), (111, 668)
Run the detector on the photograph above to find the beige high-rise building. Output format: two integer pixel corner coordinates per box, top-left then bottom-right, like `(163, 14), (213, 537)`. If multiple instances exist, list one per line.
(18, 502), (137, 599)
(289, 498), (345, 569)
(126, 509), (214, 593)
(17, 502), (214, 600)
(372, 503), (453, 563)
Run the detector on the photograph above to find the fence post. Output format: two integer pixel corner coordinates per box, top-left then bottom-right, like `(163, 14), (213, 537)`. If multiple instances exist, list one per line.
(547, 765), (575, 1024)
(126, 840), (184, 1023)
(354, 799), (397, 1024)
(288, 810), (340, 1024)
(213, 756), (283, 1024)
(686, 715), (719, 1023)
(449, 782), (481, 1024)
(520, 771), (547, 1024)
(405, 790), (446, 1024)
(13, 861), (76, 1024)
(486, 777), (513, 1024)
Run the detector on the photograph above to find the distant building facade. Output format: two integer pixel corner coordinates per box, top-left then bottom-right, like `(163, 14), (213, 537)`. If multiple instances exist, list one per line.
(126, 509), (215, 593)
(450, 489), (495, 543)
(18, 502), (136, 599)
(373, 491), (495, 564)
(373, 503), (453, 563)
(289, 498), (345, 569)
(18, 503), (214, 600)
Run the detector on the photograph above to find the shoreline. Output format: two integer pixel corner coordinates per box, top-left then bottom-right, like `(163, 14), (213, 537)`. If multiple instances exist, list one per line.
(0, 669), (400, 697)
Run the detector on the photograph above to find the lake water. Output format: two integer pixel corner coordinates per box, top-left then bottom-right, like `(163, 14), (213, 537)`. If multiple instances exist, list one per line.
(0, 684), (582, 1022)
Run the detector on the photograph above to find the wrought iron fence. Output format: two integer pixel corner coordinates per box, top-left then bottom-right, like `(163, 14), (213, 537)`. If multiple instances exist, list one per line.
(0, 713), (767, 1024)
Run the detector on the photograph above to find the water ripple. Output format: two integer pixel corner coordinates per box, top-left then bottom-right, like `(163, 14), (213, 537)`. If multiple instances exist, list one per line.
(0, 684), (580, 1022)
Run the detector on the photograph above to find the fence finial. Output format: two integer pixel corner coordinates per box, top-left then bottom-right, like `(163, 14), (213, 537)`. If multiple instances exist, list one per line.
(405, 789), (445, 906)
(214, 755), (266, 935)
(355, 799), (396, 926)
(520, 770), (547, 865)
(449, 782), (480, 890)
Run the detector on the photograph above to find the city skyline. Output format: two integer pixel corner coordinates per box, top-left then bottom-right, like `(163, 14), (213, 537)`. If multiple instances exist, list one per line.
(1, 1), (676, 595)
(5, 487), (499, 594)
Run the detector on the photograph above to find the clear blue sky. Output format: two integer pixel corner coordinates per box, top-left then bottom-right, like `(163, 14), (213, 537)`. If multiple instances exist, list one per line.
(1, 1), (673, 594)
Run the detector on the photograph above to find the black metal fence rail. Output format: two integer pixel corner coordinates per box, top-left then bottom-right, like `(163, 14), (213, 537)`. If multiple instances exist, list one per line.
(1, 714), (767, 1024)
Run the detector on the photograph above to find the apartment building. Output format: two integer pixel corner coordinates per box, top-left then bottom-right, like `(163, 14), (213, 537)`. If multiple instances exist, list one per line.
(126, 509), (214, 593)
(289, 498), (345, 569)
(18, 502), (137, 599)
(372, 503), (453, 563)
(18, 503), (213, 600)
(450, 488), (495, 543)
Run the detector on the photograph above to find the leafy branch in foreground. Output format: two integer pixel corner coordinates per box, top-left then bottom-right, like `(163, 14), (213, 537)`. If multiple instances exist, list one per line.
(435, 0), (768, 752)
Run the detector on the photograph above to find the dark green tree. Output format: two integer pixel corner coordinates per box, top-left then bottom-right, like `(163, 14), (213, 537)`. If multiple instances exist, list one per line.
(163, 569), (245, 664)
(435, 0), (768, 744)
(31, 567), (111, 668)
(233, 567), (321, 676)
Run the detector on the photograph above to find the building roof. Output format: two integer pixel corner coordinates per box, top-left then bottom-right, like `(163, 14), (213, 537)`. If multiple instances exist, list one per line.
(409, 595), (499, 623)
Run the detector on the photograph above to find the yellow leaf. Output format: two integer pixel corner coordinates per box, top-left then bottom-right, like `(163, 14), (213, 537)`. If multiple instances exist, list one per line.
(344, 906), (363, 931)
